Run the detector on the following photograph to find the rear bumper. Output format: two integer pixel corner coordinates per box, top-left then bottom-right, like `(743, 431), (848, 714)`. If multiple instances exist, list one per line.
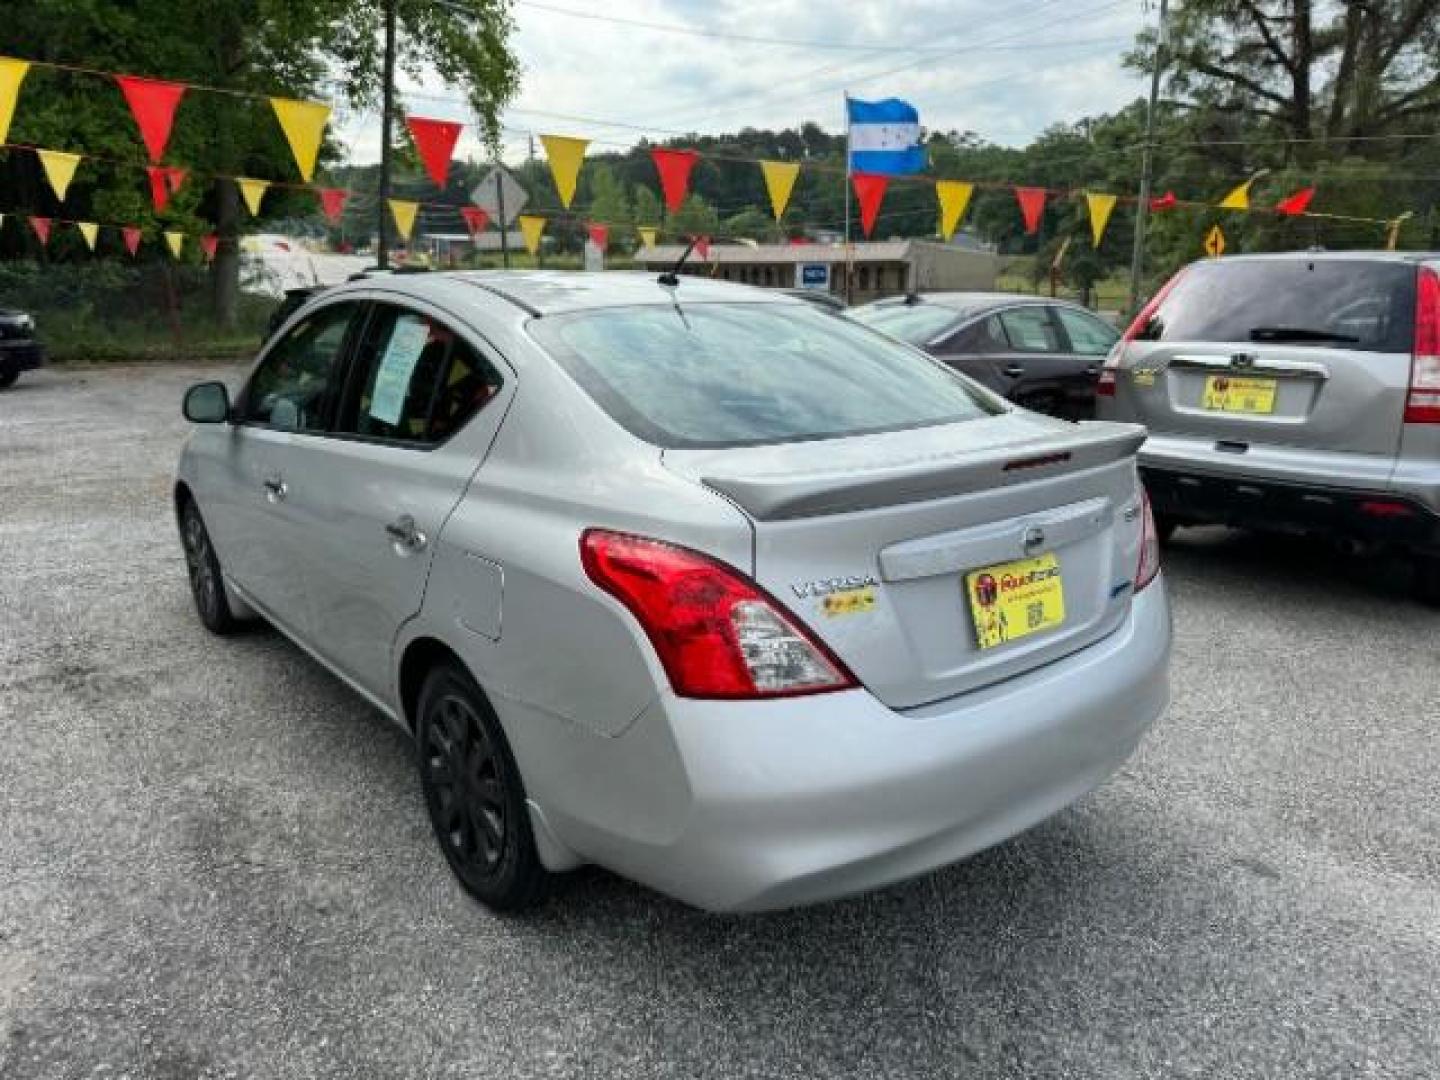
(536, 582), (1171, 912)
(0, 341), (45, 375)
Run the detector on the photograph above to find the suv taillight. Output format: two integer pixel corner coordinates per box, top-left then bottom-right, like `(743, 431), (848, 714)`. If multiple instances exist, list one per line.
(1406, 267), (1440, 424)
(580, 529), (857, 700)
(1099, 267), (1189, 398)
(1135, 489), (1161, 592)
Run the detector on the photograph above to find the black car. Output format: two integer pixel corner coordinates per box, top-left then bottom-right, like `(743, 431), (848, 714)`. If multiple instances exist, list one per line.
(0, 306), (45, 389)
(848, 292), (1120, 420)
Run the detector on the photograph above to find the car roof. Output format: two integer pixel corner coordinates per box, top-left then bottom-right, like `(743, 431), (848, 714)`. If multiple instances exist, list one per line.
(1198, 250), (1440, 265)
(855, 292), (1082, 316)
(328, 269), (799, 317)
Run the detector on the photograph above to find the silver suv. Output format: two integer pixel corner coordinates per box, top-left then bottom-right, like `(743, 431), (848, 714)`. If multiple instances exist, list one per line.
(1097, 252), (1440, 603)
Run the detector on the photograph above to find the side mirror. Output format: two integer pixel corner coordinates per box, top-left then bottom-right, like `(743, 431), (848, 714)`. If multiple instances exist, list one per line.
(183, 381), (231, 424)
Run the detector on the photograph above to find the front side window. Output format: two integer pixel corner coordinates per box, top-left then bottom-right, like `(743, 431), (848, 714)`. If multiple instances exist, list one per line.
(241, 302), (358, 431)
(998, 306), (1063, 353)
(1054, 307), (1120, 356)
(336, 305), (503, 445)
(530, 302), (999, 449)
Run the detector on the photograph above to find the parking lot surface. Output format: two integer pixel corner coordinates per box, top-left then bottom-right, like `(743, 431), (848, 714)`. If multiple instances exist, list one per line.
(2, 363), (1438, 1079)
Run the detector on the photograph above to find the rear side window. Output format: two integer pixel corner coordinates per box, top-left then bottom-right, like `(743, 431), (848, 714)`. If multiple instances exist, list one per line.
(1055, 307), (1119, 356)
(1139, 260), (1417, 353)
(942, 314), (1007, 354)
(531, 302), (999, 448)
(847, 303), (960, 345)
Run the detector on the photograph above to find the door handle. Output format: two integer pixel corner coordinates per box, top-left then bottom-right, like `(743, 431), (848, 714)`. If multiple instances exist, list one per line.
(1085, 366), (1099, 377)
(262, 475), (288, 502)
(1004, 364), (1025, 378)
(385, 514), (428, 553)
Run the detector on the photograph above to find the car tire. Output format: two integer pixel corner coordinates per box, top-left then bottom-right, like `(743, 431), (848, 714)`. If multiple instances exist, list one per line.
(0, 371), (18, 389)
(416, 662), (548, 912)
(179, 500), (239, 635)
(1416, 555), (1440, 607)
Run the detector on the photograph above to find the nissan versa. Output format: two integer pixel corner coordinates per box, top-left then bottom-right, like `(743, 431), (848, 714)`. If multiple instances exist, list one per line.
(174, 271), (1172, 912)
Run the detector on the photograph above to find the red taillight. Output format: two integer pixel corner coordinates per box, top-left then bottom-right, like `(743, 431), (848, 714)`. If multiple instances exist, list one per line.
(1135, 489), (1161, 592)
(1100, 267), (1190, 398)
(1405, 267), (1440, 424)
(579, 529), (857, 700)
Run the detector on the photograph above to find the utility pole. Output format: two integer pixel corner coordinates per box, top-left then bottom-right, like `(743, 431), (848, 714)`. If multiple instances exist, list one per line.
(376, 0), (397, 269)
(1128, 0), (1169, 315)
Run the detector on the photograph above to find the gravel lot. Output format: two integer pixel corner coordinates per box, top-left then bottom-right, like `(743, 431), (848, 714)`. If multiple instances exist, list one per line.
(2, 363), (1438, 1080)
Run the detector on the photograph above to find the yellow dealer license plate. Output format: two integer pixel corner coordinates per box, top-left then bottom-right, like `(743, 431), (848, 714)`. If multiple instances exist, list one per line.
(1202, 374), (1277, 414)
(964, 554), (1065, 650)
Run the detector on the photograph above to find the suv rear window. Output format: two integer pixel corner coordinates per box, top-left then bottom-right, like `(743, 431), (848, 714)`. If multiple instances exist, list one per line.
(1139, 259), (1417, 353)
(531, 302), (998, 448)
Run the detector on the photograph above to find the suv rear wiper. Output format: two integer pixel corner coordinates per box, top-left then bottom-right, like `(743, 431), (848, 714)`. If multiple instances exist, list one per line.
(1247, 326), (1359, 343)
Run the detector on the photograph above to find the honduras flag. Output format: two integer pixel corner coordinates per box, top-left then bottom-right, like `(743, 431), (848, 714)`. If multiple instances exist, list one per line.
(847, 97), (926, 175)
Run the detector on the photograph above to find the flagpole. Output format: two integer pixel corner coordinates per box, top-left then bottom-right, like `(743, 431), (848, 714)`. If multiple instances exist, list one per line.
(843, 92), (853, 305)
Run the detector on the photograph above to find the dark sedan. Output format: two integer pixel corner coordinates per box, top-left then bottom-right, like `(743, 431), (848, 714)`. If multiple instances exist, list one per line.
(848, 293), (1119, 420)
(0, 306), (45, 389)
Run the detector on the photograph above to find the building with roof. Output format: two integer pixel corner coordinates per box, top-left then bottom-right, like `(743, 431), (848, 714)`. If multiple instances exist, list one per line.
(635, 239), (1000, 305)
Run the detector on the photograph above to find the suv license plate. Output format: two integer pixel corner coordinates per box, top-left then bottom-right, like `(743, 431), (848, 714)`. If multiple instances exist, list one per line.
(1203, 375), (1277, 414)
(964, 554), (1065, 650)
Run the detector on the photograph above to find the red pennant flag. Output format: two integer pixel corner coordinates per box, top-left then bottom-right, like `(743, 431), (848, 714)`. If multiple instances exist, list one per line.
(165, 166), (186, 193)
(1014, 187), (1047, 235)
(460, 205), (489, 236)
(147, 166), (172, 212)
(122, 226), (143, 256)
(200, 234), (219, 261)
(115, 75), (186, 163)
(1275, 187), (1315, 216)
(650, 148), (698, 213)
(29, 217), (51, 246)
(693, 235), (710, 260)
(1149, 191), (1177, 212)
(405, 117), (463, 188)
(317, 187), (348, 225)
(851, 172), (888, 238)
(587, 222), (609, 250)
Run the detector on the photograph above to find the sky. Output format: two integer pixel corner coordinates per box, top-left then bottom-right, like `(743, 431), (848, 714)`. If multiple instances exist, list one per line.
(337, 0), (1154, 167)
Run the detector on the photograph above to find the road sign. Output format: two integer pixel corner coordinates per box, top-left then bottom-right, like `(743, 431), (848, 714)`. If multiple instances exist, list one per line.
(470, 167), (528, 227)
(1204, 224), (1226, 258)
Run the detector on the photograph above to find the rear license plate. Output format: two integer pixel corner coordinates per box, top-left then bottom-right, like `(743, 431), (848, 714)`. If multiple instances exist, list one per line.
(964, 554), (1065, 650)
(1202, 374), (1277, 414)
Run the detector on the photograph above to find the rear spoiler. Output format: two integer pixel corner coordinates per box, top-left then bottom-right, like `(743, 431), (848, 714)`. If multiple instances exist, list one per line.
(702, 423), (1146, 521)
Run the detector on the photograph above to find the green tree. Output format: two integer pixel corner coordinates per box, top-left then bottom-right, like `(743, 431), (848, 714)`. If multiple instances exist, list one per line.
(666, 194), (720, 240)
(632, 184), (662, 231)
(587, 164), (633, 241)
(723, 208), (777, 242)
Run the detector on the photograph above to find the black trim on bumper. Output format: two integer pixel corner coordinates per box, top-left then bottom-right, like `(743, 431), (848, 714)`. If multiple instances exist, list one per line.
(0, 342), (45, 375)
(1142, 466), (1440, 553)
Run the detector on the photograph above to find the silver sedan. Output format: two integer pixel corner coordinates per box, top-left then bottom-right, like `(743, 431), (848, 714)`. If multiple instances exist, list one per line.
(175, 271), (1171, 912)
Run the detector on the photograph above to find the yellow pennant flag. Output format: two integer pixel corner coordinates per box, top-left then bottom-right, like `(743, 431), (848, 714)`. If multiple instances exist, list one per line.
(638, 226), (658, 249)
(0, 58), (28, 145)
(270, 97), (330, 182)
(935, 180), (974, 240)
(759, 160), (800, 221)
(518, 214), (546, 255)
(237, 178), (270, 217)
(37, 150), (81, 202)
(77, 221), (99, 251)
(1085, 191), (1118, 248)
(1218, 171), (1267, 210)
(164, 231), (184, 259)
(388, 198), (419, 240)
(1386, 212), (1412, 252)
(540, 135), (588, 209)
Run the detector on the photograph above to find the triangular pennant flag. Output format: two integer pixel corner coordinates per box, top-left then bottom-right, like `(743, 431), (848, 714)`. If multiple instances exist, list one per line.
(200, 234), (219, 261)
(77, 221), (99, 251)
(518, 214), (546, 255)
(460, 206), (489, 236)
(0, 58), (30, 146)
(1150, 191), (1177, 211)
(37, 150), (81, 202)
(1085, 191), (1118, 248)
(122, 227), (142, 256)
(587, 222), (609, 250)
(29, 216), (51, 246)
(270, 97), (330, 182)
(237, 178), (270, 217)
(388, 198), (418, 241)
(638, 226), (658, 249)
(759, 160), (800, 222)
(317, 187), (348, 225)
(405, 116), (463, 188)
(1275, 186), (1315, 216)
(164, 166), (186, 193)
(1015, 186), (1046, 235)
(147, 165), (172, 212)
(693, 235), (710, 260)
(650, 149), (698, 214)
(1219, 178), (1256, 210)
(935, 180), (973, 240)
(540, 135), (589, 209)
(164, 231), (184, 259)
(851, 172), (888, 238)
(114, 74), (186, 162)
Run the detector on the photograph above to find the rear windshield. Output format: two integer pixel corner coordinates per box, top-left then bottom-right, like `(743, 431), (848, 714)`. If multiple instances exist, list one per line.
(1139, 259), (1416, 353)
(847, 302), (963, 345)
(530, 302), (998, 448)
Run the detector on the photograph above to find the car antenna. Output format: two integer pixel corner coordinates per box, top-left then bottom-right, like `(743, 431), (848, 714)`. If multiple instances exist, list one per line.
(658, 237), (698, 287)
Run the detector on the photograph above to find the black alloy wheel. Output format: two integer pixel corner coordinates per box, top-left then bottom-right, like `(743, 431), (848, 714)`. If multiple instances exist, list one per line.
(180, 501), (237, 634)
